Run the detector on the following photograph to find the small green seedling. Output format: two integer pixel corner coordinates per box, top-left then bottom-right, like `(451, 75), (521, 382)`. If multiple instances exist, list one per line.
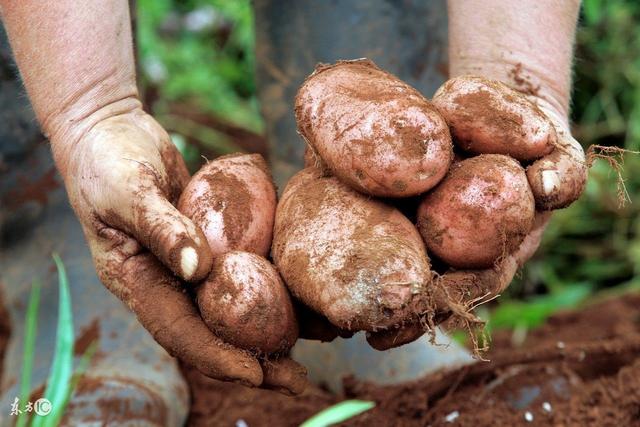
(300, 400), (375, 427)
(16, 254), (96, 427)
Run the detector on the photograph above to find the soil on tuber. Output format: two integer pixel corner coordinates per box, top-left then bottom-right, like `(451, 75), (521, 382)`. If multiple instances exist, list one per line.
(295, 59), (453, 198)
(417, 154), (535, 269)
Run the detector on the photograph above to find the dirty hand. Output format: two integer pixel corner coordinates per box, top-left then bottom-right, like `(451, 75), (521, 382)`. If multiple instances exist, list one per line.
(369, 76), (588, 350)
(51, 109), (302, 393)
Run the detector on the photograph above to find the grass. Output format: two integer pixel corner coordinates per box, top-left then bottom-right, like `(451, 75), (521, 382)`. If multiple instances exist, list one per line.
(15, 281), (40, 427)
(301, 400), (375, 427)
(16, 255), (95, 426)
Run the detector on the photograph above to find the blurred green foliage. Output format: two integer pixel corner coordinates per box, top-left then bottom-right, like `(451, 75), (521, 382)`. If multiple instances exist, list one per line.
(137, 0), (262, 133)
(137, 1), (640, 331)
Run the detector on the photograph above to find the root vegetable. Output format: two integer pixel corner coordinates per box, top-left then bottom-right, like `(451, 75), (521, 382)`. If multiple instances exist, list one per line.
(178, 153), (276, 258)
(417, 154), (535, 269)
(295, 59), (453, 197)
(196, 251), (298, 355)
(272, 168), (432, 331)
(432, 76), (556, 161)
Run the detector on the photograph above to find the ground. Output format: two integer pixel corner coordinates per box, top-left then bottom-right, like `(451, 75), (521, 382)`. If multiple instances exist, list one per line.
(1, 292), (638, 426)
(182, 293), (640, 426)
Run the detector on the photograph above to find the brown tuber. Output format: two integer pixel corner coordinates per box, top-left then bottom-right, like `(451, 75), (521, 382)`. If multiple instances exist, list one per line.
(196, 251), (298, 355)
(417, 154), (535, 269)
(272, 168), (433, 332)
(432, 76), (556, 161)
(295, 59), (453, 197)
(177, 153), (276, 258)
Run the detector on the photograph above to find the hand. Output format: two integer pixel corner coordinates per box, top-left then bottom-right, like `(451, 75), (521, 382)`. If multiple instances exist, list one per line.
(52, 109), (306, 394)
(368, 76), (587, 350)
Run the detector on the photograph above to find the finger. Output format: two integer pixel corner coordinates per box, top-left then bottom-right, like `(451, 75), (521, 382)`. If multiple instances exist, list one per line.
(440, 256), (519, 305)
(366, 322), (425, 351)
(133, 192), (213, 282)
(294, 301), (339, 342)
(438, 210), (550, 306)
(514, 211), (551, 265)
(260, 357), (308, 396)
(526, 105), (588, 210)
(106, 181), (213, 282)
(87, 224), (263, 386)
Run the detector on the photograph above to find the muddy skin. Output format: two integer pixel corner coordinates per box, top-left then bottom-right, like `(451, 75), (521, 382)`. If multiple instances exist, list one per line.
(272, 168), (433, 332)
(433, 75), (556, 161)
(526, 126), (588, 211)
(196, 251), (298, 355)
(365, 321), (425, 350)
(178, 153), (276, 258)
(96, 247), (263, 387)
(417, 154), (535, 269)
(295, 59), (453, 197)
(260, 357), (309, 396)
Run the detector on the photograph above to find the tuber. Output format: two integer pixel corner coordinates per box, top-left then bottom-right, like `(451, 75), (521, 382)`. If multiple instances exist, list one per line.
(432, 76), (556, 161)
(272, 168), (432, 332)
(295, 59), (453, 197)
(197, 251), (298, 355)
(177, 153), (276, 258)
(417, 154), (535, 269)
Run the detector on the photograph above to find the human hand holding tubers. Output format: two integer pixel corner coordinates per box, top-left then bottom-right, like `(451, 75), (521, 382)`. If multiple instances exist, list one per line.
(281, 59), (588, 352)
(178, 154), (308, 395)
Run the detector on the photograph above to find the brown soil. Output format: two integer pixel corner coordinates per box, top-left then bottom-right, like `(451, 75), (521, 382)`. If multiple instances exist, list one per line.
(183, 293), (640, 426)
(0, 286), (637, 426)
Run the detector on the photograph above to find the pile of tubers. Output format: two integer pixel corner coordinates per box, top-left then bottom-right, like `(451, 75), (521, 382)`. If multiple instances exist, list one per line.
(178, 58), (583, 362)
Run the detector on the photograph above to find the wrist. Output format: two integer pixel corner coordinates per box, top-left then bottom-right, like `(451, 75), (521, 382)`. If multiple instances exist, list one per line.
(49, 95), (143, 177)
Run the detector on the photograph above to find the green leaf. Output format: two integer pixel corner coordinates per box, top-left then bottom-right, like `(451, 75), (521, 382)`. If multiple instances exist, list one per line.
(16, 281), (41, 427)
(583, 0), (603, 25)
(62, 341), (98, 411)
(32, 254), (74, 427)
(490, 285), (592, 330)
(301, 400), (375, 427)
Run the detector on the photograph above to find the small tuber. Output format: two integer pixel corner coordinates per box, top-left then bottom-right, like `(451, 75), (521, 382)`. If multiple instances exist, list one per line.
(417, 154), (535, 269)
(196, 251), (298, 355)
(177, 153), (276, 258)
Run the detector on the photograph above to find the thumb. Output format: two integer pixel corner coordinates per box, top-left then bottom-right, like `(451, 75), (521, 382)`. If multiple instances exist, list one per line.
(133, 193), (213, 282)
(106, 187), (213, 282)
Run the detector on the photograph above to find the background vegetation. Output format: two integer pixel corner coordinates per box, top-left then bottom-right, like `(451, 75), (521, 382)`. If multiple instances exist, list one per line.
(137, 0), (640, 334)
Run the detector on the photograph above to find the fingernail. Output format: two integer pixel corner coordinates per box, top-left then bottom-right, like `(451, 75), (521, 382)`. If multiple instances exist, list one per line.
(541, 170), (560, 196)
(180, 246), (198, 280)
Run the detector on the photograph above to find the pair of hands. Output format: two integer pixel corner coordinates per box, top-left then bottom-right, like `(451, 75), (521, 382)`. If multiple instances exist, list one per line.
(52, 79), (585, 393)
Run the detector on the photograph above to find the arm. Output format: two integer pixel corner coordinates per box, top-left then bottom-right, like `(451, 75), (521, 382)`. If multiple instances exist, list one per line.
(0, 1), (139, 163)
(0, 1), (304, 392)
(448, 0), (580, 120)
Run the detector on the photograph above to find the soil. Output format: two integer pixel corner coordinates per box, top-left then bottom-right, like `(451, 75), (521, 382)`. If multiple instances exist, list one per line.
(182, 293), (640, 427)
(0, 286), (637, 426)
